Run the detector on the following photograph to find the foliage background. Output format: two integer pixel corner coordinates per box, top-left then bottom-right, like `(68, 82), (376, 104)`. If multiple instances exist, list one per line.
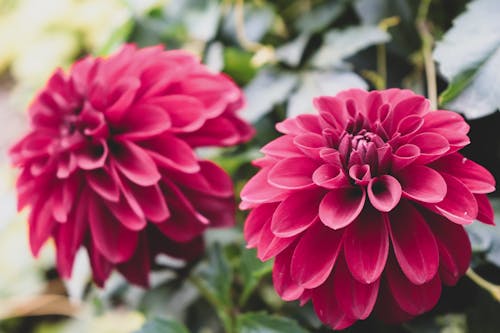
(0, 0), (499, 332)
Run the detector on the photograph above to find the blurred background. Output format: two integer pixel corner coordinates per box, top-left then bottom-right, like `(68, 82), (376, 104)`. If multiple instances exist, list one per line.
(0, 0), (499, 332)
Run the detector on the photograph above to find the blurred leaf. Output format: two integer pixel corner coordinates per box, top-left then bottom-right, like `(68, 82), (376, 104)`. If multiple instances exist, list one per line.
(275, 32), (311, 67)
(239, 247), (273, 306)
(182, 0), (220, 42)
(236, 312), (309, 333)
(434, 0), (500, 118)
(241, 68), (298, 123)
(465, 198), (500, 267)
(354, 0), (413, 25)
(135, 317), (189, 333)
(311, 25), (391, 68)
(205, 42), (224, 72)
(287, 70), (367, 118)
(294, 1), (347, 33)
(223, 47), (256, 85)
(197, 243), (233, 307)
(222, 4), (274, 44)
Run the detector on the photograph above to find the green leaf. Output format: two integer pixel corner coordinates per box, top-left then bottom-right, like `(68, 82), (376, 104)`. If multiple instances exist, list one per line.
(223, 47), (256, 85)
(434, 0), (500, 118)
(236, 312), (309, 333)
(135, 317), (189, 333)
(311, 25), (391, 68)
(294, 1), (347, 33)
(197, 243), (233, 307)
(239, 248), (273, 306)
(241, 68), (298, 123)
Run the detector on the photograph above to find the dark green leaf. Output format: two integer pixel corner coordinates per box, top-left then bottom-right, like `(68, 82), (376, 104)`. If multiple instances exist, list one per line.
(236, 312), (309, 333)
(223, 47), (256, 85)
(239, 248), (273, 306)
(135, 317), (189, 333)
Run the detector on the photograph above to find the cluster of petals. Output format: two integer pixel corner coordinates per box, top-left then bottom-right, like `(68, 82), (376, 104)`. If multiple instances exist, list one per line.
(10, 44), (254, 287)
(240, 88), (495, 329)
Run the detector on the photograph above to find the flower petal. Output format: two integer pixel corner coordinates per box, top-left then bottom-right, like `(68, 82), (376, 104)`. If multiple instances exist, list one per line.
(396, 165), (446, 203)
(475, 194), (495, 225)
(368, 175), (402, 212)
(114, 104), (171, 140)
(293, 133), (325, 159)
(244, 203), (277, 248)
(312, 274), (356, 330)
(426, 212), (471, 286)
(240, 168), (289, 209)
(334, 256), (380, 320)
(344, 207), (389, 284)
(267, 157), (319, 190)
(290, 222), (344, 288)
(271, 189), (324, 237)
(261, 135), (302, 159)
(312, 163), (350, 189)
(431, 153), (495, 194)
(409, 132), (450, 163)
(385, 256), (442, 315)
(319, 187), (365, 230)
(86, 168), (120, 202)
(88, 197), (139, 263)
(434, 173), (478, 225)
(273, 246), (305, 301)
(113, 140), (161, 186)
(388, 200), (439, 285)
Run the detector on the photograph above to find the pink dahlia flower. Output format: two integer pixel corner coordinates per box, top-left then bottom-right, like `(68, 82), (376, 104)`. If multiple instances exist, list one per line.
(10, 44), (254, 287)
(240, 89), (495, 329)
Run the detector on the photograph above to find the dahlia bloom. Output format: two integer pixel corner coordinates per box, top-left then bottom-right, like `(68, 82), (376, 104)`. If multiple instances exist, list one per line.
(240, 89), (495, 329)
(10, 44), (254, 287)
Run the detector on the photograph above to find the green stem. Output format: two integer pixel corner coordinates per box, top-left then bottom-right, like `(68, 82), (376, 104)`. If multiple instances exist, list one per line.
(377, 44), (387, 89)
(416, 0), (438, 109)
(466, 268), (500, 302)
(188, 275), (236, 333)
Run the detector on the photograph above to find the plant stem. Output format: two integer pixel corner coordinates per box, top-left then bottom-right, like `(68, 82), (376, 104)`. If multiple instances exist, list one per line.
(466, 268), (500, 302)
(416, 0), (438, 109)
(188, 275), (236, 333)
(377, 44), (387, 89)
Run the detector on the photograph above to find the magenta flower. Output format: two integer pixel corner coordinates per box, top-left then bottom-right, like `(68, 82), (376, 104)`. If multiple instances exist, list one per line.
(240, 89), (495, 329)
(10, 44), (254, 287)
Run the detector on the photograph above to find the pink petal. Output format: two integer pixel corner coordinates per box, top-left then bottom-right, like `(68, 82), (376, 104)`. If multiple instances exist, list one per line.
(261, 135), (302, 159)
(312, 274), (356, 330)
(257, 218), (297, 261)
(180, 117), (240, 147)
(102, 78), (141, 123)
(374, 280), (414, 324)
(271, 189), (324, 237)
(168, 160), (232, 198)
(244, 203), (278, 248)
(267, 157), (319, 190)
(114, 104), (171, 140)
(113, 140), (161, 186)
(108, 196), (147, 230)
(273, 246), (305, 301)
(152, 95), (206, 133)
(344, 207), (389, 284)
(390, 96), (428, 131)
(434, 173), (478, 225)
(425, 211), (471, 286)
(333, 256), (380, 320)
(74, 139), (108, 170)
(87, 241), (113, 287)
(312, 163), (350, 189)
(409, 132), (450, 163)
(392, 144), (420, 171)
(385, 257), (442, 315)
(368, 175), (402, 212)
(396, 165), (446, 203)
(431, 153), (495, 194)
(87, 168), (120, 202)
(187, 190), (235, 228)
(348, 164), (372, 185)
(240, 168), (289, 209)
(293, 133), (325, 160)
(141, 133), (199, 174)
(421, 110), (470, 147)
(319, 187), (366, 230)
(89, 197), (139, 263)
(396, 115), (424, 137)
(314, 96), (348, 128)
(131, 183), (170, 223)
(290, 222), (344, 288)
(475, 194), (495, 225)
(388, 200), (439, 284)
(29, 199), (56, 257)
(117, 236), (150, 288)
